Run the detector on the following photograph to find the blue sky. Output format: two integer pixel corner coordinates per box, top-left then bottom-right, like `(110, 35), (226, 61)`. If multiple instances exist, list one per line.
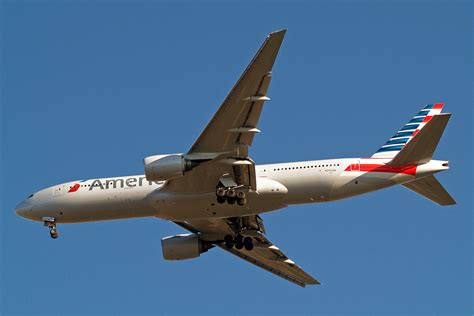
(1, 1), (472, 315)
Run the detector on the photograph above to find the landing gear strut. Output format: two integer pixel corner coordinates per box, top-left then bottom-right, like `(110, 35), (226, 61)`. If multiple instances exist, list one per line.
(215, 187), (247, 206)
(43, 217), (58, 239)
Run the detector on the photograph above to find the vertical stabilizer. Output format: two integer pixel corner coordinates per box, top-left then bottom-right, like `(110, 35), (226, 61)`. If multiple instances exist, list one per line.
(388, 113), (451, 166)
(372, 103), (445, 159)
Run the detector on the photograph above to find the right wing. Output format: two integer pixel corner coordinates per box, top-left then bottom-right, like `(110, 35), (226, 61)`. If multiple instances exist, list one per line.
(175, 215), (320, 287)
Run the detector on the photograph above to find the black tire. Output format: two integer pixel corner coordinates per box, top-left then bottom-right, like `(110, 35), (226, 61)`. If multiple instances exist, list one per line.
(225, 242), (234, 249)
(243, 237), (252, 244)
(234, 235), (243, 244)
(50, 233), (58, 239)
(237, 198), (246, 206)
(227, 197), (236, 205)
(236, 191), (245, 199)
(224, 234), (233, 243)
(235, 242), (244, 250)
(217, 196), (226, 204)
(226, 189), (236, 198)
(216, 188), (226, 197)
(244, 242), (254, 251)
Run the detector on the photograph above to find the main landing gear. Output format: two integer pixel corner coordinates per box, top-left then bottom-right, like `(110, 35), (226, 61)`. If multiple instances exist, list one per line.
(224, 234), (254, 251)
(43, 217), (58, 239)
(216, 187), (247, 206)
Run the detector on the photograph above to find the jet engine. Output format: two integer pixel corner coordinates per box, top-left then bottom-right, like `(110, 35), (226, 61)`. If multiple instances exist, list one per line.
(161, 234), (211, 260)
(144, 154), (198, 181)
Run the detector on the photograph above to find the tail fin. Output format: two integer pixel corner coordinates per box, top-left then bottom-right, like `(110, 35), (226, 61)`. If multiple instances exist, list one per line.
(403, 175), (456, 206)
(372, 103), (446, 160)
(388, 113), (450, 166)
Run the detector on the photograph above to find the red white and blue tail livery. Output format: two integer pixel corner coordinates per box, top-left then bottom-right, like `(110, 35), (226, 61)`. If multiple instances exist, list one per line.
(372, 103), (445, 159)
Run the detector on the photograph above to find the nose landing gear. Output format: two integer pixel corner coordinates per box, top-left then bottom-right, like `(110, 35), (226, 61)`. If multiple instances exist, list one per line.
(43, 217), (58, 239)
(50, 229), (58, 239)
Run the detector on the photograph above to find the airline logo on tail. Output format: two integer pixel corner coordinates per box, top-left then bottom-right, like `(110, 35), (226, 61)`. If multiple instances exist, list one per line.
(372, 103), (444, 158)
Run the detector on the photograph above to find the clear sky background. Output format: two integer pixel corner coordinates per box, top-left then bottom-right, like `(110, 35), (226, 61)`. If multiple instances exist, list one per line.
(1, 1), (472, 315)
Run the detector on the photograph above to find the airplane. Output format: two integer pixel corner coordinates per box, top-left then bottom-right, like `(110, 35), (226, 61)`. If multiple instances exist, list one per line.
(15, 29), (455, 287)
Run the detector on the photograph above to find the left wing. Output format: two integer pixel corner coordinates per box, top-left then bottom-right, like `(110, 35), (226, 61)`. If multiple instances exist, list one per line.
(164, 30), (286, 193)
(175, 216), (320, 287)
(189, 29), (286, 155)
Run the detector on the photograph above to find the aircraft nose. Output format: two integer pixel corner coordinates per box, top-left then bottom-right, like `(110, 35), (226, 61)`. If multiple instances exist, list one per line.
(15, 199), (32, 218)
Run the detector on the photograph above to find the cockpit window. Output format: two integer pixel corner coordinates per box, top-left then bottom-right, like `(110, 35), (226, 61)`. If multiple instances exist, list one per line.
(27, 194), (34, 199)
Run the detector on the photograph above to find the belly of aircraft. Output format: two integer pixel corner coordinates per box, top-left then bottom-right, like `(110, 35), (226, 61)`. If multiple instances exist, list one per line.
(150, 190), (288, 221)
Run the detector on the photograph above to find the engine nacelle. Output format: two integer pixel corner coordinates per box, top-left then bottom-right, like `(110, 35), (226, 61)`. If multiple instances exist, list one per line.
(161, 234), (208, 260)
(144, 154), (194, 181)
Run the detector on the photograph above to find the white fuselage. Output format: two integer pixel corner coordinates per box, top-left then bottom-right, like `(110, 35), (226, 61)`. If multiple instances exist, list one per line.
(15, 158), (448, 224)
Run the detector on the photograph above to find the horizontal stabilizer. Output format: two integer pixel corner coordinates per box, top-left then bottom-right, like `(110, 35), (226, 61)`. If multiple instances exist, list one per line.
(402, 175), (456, 206)
(389, 113), (451, 166)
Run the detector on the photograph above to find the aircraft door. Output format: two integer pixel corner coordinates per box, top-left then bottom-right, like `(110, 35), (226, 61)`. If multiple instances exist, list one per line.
(350, 160), (360, 171)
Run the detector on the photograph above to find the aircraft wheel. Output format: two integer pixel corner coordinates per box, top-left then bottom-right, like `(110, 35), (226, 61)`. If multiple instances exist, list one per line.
(237, 197), (246, 206)
(50, 229), (58, 239)
(217, 196), (226, 204)
(224, 235), (233, 243)
(216, 188), (226, 197)
(236, 191), (246, 199)
(235, 242), (244, 250)
(225, 242), (234, 249)
(226, 189), (236, 198)
(227, 197), (236, 205)
(234, 235), (243, 244)
(244, 242), (254, 251)
(243, 237), (253, 251)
